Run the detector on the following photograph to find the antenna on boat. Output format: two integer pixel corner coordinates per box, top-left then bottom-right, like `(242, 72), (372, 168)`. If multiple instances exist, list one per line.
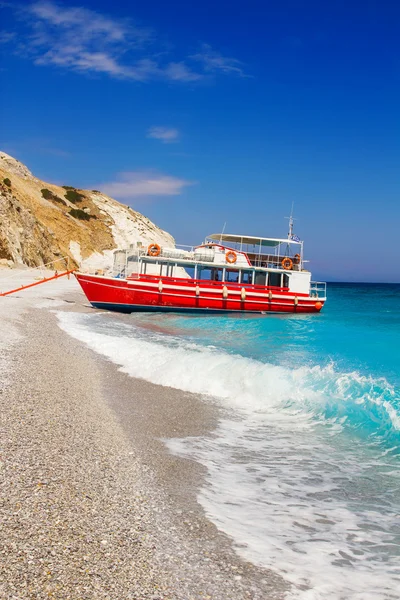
(219, 222), (227, 244)
(285, 203), (296, 240)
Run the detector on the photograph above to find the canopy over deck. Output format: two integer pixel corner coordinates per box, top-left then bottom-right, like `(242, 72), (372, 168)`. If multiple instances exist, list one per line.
(207, 233), (301, 247)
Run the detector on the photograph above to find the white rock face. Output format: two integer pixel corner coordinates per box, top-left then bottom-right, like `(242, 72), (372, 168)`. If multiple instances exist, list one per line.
(80, 250), (114, 273)
(0, 152), (38, 181)
(89, 192), (175, 250)
(80, 193), (191, 277)
(69, 241), (82, 264)
(81, 192), (183, 273)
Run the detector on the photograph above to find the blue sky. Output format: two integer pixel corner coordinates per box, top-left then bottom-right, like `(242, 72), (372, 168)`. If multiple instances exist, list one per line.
(1, 0), (399, 282)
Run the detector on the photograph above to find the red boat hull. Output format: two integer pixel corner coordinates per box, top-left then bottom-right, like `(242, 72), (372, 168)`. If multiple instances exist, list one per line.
(75, 273), (325, 314)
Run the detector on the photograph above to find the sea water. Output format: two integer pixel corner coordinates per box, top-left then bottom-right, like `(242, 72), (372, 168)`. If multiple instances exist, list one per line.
(57, 283), (400, 600)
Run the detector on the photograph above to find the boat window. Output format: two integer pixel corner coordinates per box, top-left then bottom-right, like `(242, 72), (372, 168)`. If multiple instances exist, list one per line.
(282, 274), (289, 288)
(159, 261), (170, 276)
(268, 272), (282, 288)
(184, 266), (196, 278)
(225, 269), (239, 283)
(241, 270), (254, 284)
(212, 268), (223, 281)
(196, 267), (223, 281)
(197, 267), (212, 280)
(255, 271), (266, 286)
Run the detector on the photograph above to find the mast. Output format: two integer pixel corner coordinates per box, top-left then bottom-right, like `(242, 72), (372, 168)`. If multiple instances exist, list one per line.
(219, 222), (227, 244)
(285, 202), (295, 240)
(284, 204), (303, 263)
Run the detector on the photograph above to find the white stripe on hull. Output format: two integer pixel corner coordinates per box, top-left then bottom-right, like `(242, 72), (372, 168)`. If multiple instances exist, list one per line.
(77, 275), (324, 307)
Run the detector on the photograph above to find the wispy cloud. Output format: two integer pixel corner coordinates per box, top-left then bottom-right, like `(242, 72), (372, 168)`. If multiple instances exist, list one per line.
(147, 126), (180, 144)
(98, 171), (194, 199)
(191, 43), (249, 77)
(0, 31), (16, 44)
(2, 1), (249, 83)
(163, 61), (202, 82)
(14, 0), (155, 80)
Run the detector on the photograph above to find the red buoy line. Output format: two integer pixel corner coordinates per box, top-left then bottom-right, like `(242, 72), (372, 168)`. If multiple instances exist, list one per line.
(0, 270), (75, 297)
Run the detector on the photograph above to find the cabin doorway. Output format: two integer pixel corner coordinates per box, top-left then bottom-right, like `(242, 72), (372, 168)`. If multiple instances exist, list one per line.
(255, 272), (267, 286)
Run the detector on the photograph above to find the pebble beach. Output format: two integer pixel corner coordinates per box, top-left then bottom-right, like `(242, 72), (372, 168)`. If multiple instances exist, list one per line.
(0, 271), (285, 600)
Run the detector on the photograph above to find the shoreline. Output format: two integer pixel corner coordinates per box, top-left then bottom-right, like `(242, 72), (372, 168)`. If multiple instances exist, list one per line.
(0, 280), (286, 599)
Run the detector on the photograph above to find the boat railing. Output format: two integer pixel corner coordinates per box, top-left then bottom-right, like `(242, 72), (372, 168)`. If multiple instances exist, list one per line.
(310, 281), (327, 298)
(246, 252), (302, 271)
(175, 244), (195, 251)
(113, 246), (306, 274)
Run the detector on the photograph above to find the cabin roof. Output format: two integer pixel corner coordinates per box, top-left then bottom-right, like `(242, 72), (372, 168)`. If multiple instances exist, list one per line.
(207, 233), (301, 247)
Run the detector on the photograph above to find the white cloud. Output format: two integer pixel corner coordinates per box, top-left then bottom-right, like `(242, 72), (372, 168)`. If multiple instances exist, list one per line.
(163, 61), (202, 82)
(3, 1), (248, 83)
(191, 43), (249, 77)
(99, 171), (194, 199)
(18, 0), (155, 80)
(0, 31), (16, 44)
(28, 1), (149, 44)
(147, 126), (180, 144)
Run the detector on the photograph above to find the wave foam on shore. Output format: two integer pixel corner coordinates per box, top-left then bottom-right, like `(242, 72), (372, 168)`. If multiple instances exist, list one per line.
(56, 310), (400, 600)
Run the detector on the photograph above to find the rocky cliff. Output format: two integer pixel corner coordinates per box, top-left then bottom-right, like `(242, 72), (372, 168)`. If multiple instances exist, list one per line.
(0, 151), (175, 271)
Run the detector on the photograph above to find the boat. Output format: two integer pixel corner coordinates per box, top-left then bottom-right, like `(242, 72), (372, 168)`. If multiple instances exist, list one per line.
(75, 219), (327, 315)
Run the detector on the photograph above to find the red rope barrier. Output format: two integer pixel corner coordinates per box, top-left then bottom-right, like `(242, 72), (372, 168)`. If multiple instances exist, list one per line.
(0, 270), (75, 297)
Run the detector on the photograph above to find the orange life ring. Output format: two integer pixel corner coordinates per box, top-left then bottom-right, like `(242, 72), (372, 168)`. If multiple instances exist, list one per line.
(148, 243), (161, 257)
(226, 250), (237, 264)
(281, 257), (293, 270)
(293, 253), (301, 265)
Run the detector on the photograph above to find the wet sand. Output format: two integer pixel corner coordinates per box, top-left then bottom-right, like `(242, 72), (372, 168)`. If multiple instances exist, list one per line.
(0, 274), (286, 599)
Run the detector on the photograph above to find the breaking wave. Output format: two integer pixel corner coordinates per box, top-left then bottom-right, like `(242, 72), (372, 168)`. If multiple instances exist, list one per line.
(57, 312), (400, 446)
(56, 310), (400, 599)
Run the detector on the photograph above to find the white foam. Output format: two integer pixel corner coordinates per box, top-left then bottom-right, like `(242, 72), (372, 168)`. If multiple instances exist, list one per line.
(56, 312), (399, 436)
(55, 311), (400, 600)
(169, 417), (400, 600)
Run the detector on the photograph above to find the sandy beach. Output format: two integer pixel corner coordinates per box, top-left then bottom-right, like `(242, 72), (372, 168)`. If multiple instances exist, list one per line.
(0, 271), (285, 599)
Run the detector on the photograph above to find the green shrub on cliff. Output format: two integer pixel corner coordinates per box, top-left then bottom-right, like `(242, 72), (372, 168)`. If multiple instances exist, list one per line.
(65, 189), (85, 204)
(3, 178), (11, 187)
(69, 208), (96, 221)
(52, 196), (67, 206)
(41, 188), (53, 199)
(41, 188), (66, 205)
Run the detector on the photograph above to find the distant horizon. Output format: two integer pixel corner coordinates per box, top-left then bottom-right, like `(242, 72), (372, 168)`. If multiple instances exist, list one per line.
(326, 280), (400, 285)
(1, 0), (399, 283)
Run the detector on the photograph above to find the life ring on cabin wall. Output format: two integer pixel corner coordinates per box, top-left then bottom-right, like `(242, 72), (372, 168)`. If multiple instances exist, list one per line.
(293, 253), (301, 265)
(148, 243), (161, 257)
(226, 251), (237, 264)
(281, 257), (293, 270)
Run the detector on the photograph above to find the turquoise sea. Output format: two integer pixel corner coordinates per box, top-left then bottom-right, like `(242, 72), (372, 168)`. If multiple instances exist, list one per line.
(58, 283), (400, 600)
